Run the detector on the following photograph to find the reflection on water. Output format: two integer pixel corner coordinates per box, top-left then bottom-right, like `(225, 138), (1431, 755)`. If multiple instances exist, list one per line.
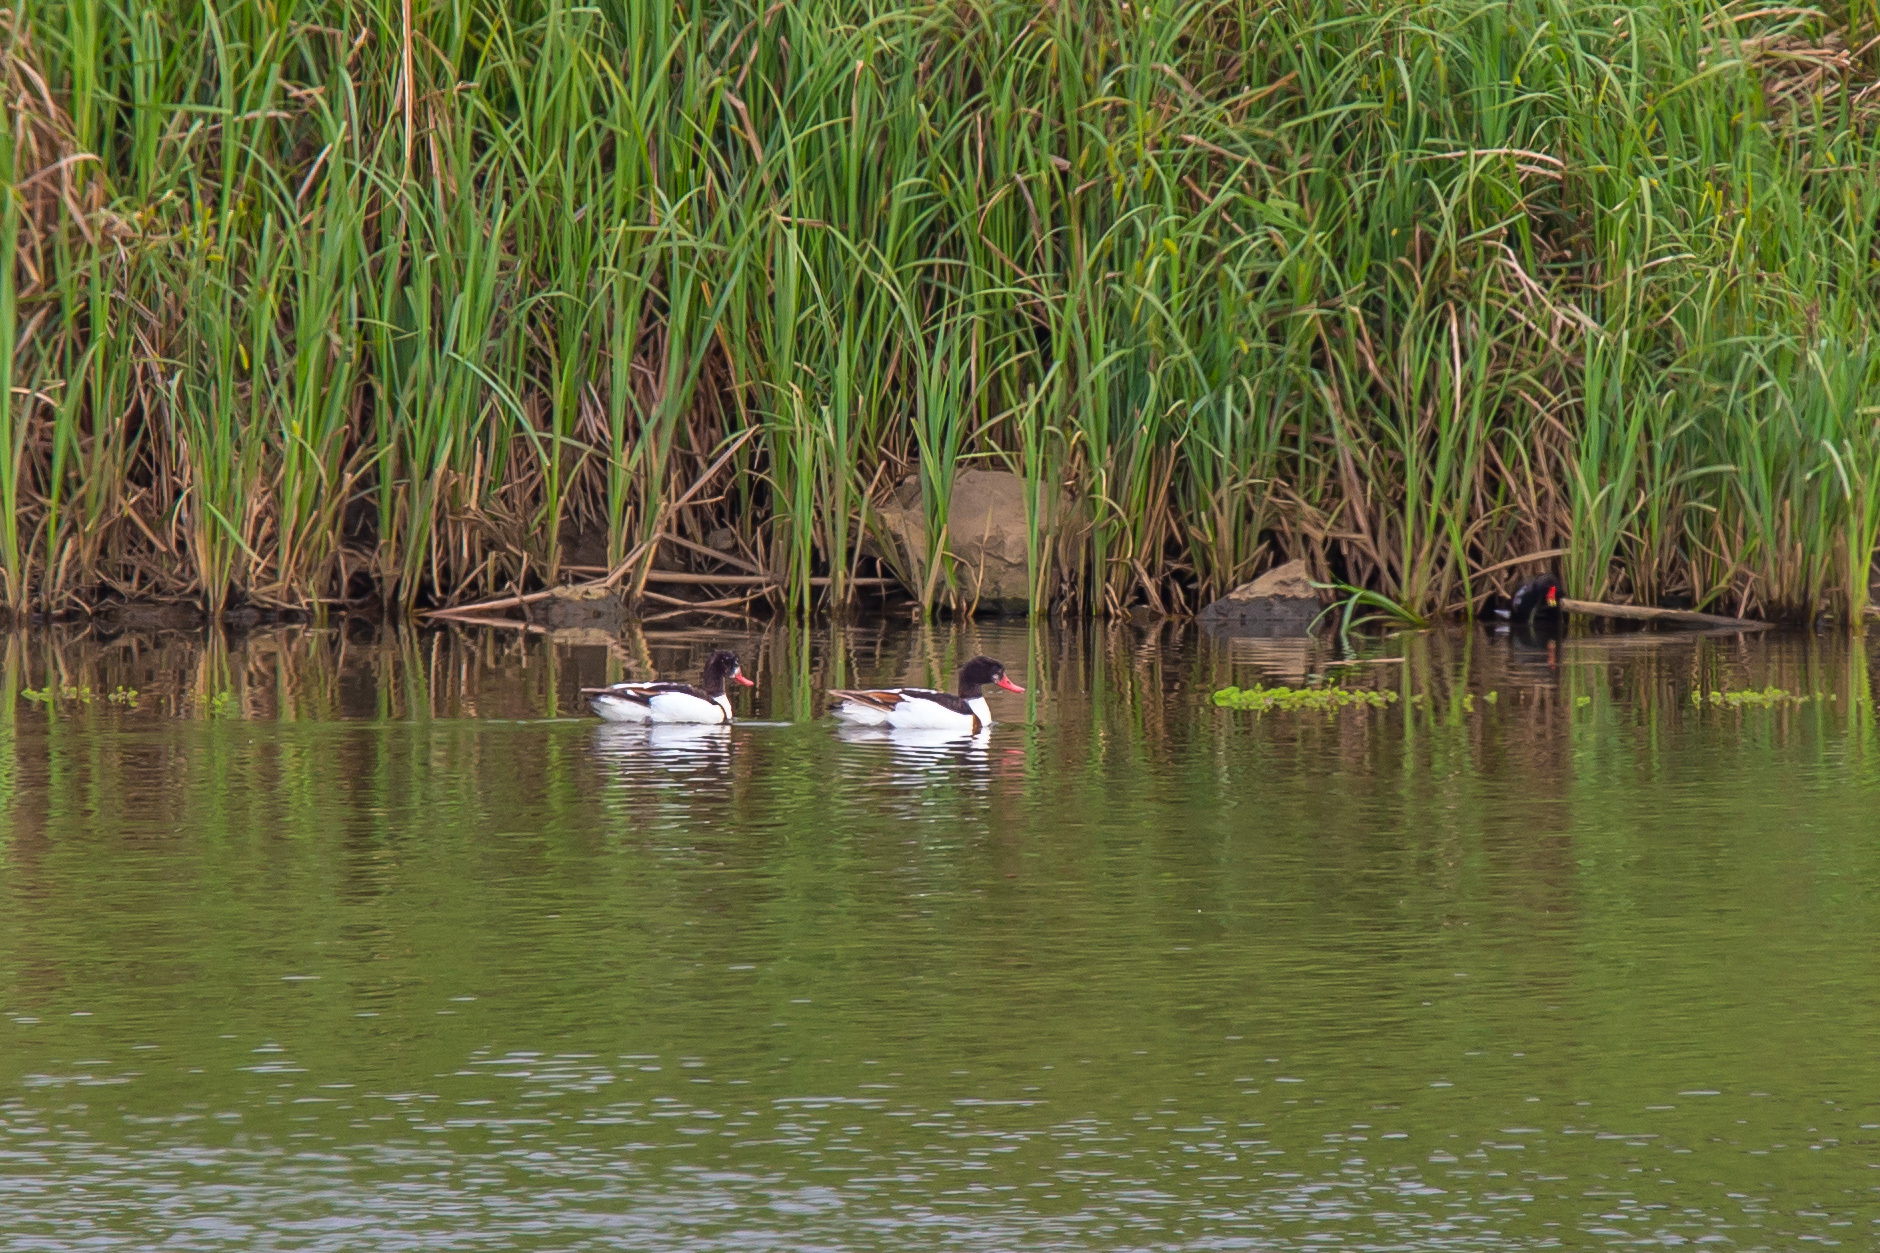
(594, 720), (735, 758)
(835, 722), (993, 755)
(1, 618), (1879, 1249)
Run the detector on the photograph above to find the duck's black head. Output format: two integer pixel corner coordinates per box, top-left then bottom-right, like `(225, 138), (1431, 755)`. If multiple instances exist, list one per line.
(699, 650), (755, 697)
(957, 655), (1025, 699)
(1509, 573), (1562, 622)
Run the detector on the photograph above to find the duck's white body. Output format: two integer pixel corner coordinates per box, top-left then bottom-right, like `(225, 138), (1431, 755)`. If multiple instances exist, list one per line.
(828, 688), (992, 734)
(583, 650), (753, 726)
(586, 683), (733, 725)
(828, 657), (1022, 739)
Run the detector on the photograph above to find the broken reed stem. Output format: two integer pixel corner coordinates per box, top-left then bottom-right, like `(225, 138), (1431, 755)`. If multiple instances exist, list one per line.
(659, 532), (768, 575)
(641, 571), (898, 587)
(640, 589), (762, 610)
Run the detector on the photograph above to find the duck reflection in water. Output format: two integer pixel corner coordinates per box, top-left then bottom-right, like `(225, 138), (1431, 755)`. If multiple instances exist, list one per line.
(834, 723), (996, 810)
(836, 722), (992, 753)
(835, 722), (994, 772)
(589, 721), (732, 770)
(1503, 622), (1561, 679)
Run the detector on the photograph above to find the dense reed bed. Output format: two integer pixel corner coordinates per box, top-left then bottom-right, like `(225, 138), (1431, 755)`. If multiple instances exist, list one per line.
(6, 0), (1880, 621)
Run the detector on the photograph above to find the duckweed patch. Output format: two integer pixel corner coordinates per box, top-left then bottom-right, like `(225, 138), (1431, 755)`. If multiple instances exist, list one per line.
(23, 684), (95, 705)
(1213, 685), (1400, 713)
(1692, 687), (1825, 708)
(23, 684), (142, 709)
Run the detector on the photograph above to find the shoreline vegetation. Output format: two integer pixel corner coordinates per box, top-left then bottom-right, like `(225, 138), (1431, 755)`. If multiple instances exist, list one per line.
(7, 0), (1880, 625)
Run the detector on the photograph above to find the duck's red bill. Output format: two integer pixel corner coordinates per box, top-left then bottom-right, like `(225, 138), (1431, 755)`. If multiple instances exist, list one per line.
(995, 676), (1026, 693)
(734, 673), (756, 686)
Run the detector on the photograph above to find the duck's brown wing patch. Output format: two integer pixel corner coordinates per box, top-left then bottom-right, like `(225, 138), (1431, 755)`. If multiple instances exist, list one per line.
(828, 687), (976, 717)
(827, 688), (908, 711)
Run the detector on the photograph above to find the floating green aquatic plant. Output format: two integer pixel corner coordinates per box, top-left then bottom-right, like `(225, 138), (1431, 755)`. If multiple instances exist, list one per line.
(1213, 685), (1399, 713)
(1691, 687), (1821, 708)
(22, 684), (93, 705)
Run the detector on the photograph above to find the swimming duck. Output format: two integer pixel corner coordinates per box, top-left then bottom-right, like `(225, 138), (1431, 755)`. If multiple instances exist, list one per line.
(582, 649), (754, 724)
(1488, 573), (1561, 624)
(827, 655), (1025, 734)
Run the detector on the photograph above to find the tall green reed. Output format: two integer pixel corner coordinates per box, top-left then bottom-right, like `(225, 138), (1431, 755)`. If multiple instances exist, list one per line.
(6, 0), (1880, 622)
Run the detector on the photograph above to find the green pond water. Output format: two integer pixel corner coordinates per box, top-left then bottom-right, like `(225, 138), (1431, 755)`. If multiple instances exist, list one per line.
(2, 620), (1878, 1250)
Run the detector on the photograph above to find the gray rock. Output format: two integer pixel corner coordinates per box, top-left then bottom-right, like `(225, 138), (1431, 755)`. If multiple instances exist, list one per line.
(874, 469), (1070, 613)
(530, 585), (629, 632)
(1198, 559), (1323, 634)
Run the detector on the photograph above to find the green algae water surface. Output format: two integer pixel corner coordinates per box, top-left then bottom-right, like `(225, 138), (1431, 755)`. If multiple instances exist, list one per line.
(1, 621), (1877, 1250)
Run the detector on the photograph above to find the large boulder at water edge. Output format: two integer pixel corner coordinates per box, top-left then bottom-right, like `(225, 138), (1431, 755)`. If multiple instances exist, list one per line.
(872, 469), (1044, 613)
(1198, 559), (1323, 634)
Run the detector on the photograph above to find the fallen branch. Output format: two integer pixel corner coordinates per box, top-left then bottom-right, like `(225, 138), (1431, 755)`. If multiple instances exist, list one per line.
(1559, 597), (1772, 631)
(640, 570), (899, 588)
(425, 577), (616, 622)
(659, 531), (767, 575)
(640, 588), (762, 611)
(428, 568), (899, 625)
(641, 571), (780, 587)
(440, 615), (547, 634)
(642, 604), (762, 623)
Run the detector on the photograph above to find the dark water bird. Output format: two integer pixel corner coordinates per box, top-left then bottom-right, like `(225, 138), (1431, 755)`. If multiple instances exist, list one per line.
(1489, 573), (1562, 624)
(582, 649), (754, 724)
(828, 655), (1025, 735)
